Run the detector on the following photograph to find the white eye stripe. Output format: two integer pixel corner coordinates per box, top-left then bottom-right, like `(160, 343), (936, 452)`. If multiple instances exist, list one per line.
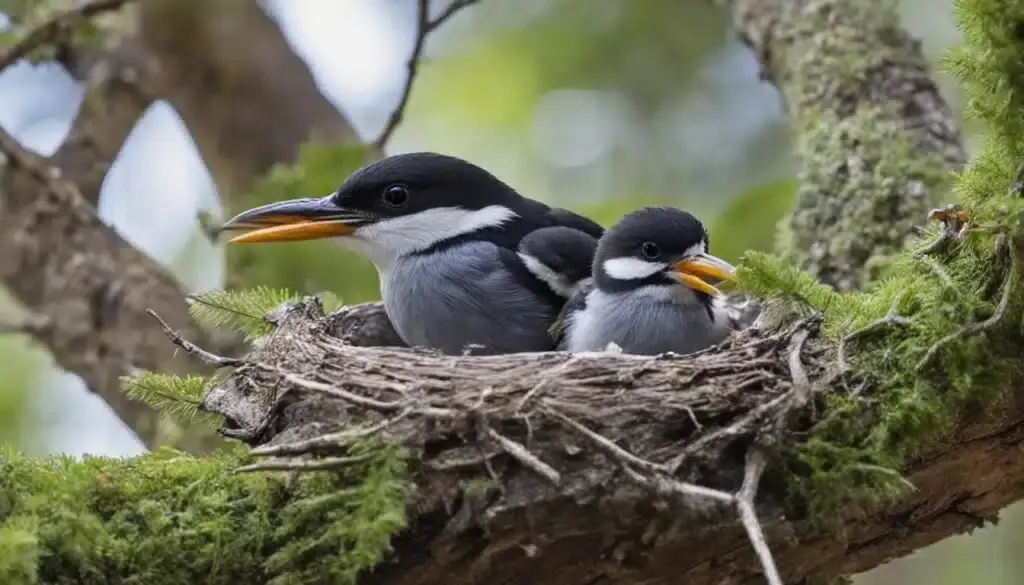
(602, 257), (664, 280)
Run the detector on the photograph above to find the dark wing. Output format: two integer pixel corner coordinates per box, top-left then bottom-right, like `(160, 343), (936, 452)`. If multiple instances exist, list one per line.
(549, 278), (593, 349)
(548, 208), (605, 239)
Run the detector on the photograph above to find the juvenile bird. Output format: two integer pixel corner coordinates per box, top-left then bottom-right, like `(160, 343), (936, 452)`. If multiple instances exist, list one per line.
(220, 152), (603, 355)
(517, 226), (599, 300)
(553, 206), (738, 356)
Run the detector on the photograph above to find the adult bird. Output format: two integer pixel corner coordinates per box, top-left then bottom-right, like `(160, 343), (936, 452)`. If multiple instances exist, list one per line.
(553, 206), (740, 356)
(219, 152), (604, 355)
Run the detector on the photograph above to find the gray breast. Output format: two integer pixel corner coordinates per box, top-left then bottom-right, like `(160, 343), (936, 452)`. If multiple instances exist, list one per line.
(381, 241), (557, 355)
(564, 287), (731, 355)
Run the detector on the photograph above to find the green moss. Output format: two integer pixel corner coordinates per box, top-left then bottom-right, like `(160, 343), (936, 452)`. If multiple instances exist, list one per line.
(0, 442), (411, 585)
(733, 0), (1024, 528)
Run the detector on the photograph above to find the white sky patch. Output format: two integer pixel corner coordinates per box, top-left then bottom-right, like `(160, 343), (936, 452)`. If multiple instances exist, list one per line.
(267, 0), (406, 138)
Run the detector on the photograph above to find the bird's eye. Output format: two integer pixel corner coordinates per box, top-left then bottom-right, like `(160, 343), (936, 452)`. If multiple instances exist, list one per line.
(382, 184), (409, 208)
(641, 242), (660, 259)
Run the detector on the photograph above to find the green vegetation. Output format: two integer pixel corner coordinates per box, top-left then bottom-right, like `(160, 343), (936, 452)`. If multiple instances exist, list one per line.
(0, 441), (411, 585)
(733, 0), (1024, 527)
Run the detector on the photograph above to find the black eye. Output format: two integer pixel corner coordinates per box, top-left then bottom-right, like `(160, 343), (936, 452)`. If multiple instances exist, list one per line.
(382, 184), (409, 208)
(641, 242), (660, 259)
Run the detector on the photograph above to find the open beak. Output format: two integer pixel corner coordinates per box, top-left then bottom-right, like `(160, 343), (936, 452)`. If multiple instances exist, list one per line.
(218, 196), (370, 244)
(671, 253), (735, 297)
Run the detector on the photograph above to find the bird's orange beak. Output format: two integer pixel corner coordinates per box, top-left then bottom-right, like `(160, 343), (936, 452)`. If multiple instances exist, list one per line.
(671, 253), (735, 297)
(218, 197), (369, 244)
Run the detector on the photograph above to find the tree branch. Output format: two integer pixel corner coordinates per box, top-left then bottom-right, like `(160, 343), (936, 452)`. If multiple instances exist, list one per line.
(185, 287), (1024, 585)
(0, 0), (384, 448)
(729, 0), (965, 291)
(373, 0), (481, 150)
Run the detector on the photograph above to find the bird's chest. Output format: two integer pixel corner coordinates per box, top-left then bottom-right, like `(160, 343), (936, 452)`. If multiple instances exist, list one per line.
(380, 243), (556, 354)
(568, 288), (729, 355)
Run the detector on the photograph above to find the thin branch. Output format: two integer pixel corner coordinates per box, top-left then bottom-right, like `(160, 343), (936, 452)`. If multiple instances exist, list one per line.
(0, 313), (50, 337)
(543, 406), (666, 475)
(836, 300), (910, 372)
(146, 309), (242, 368)
(251, 411), (413, 457)
(666, 391), (792, 475)
(372, 0), (481, 150)
(917, 238), (1017, 373)
(735, 449), (784, 585)
(233, 454), (371, 474)
(485, 427), (561, 486)
(282, 372), (456, 419)
(786, 328), (811, 408)
(0, 0), (138, 73)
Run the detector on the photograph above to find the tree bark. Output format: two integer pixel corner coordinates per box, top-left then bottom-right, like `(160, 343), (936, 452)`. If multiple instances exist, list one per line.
(1, 0), (363, 448)
(729, 0), (966, 292)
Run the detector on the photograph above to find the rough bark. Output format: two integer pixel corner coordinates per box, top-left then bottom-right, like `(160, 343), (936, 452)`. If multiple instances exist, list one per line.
(0, 131), (211, 447)
(1, 0), (362, 447)
(729, 0), (966, 292)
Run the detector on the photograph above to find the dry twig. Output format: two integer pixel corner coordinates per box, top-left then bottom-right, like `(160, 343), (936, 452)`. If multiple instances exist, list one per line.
(234, 454), (371, 474)
(146, 309), (241, 368)
(736, 449), (784, 585)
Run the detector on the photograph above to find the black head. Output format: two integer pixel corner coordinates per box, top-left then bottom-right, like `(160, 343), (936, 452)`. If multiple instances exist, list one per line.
(518, 226), (600, 298)
(329, 152), (525, 219)
(593, 207), (734, 299)
(218, 152), (539, 256)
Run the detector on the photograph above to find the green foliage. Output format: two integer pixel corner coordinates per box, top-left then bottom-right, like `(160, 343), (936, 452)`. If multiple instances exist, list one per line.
(187, 286), (302, 341)
(121, 372), (221, 428)
(0, 442), (412, 585)
(227, 142), (381, 304)
(730, 0), (1024, 527)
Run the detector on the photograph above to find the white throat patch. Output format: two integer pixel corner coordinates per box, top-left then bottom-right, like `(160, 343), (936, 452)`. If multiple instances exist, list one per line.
(345, 204), (519, 268)
(602, 257), (664, 280)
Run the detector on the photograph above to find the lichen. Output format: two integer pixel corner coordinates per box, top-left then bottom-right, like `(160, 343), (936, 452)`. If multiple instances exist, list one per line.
(765, 0), (960, 292)
(736, 0), (1024, 530)
(0, 441), (411, 585)
(779, 106), (950, 292)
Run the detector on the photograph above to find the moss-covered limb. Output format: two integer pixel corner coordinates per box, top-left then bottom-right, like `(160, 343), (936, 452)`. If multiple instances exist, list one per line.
(726, 0), (965, 292)
(174, 255), (1024, 585)
(0, 442), (411, 585)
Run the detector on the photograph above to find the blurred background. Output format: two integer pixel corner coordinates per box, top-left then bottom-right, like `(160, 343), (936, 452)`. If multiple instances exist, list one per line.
(0, 0), (1015, 583)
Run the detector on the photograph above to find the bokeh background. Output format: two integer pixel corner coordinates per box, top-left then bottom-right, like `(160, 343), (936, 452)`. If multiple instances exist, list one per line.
(0, 0), (1016, 582)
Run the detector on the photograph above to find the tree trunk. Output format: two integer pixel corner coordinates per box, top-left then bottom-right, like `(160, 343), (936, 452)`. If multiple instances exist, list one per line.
(2, 0), (362, 448)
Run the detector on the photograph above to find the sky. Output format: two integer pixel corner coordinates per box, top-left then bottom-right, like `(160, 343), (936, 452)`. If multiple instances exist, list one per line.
(0, 0), (961, 458)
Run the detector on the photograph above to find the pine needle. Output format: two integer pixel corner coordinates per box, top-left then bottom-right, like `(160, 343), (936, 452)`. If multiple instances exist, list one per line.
(121, 371), (221, 427)
(187, 287), (301, 340)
